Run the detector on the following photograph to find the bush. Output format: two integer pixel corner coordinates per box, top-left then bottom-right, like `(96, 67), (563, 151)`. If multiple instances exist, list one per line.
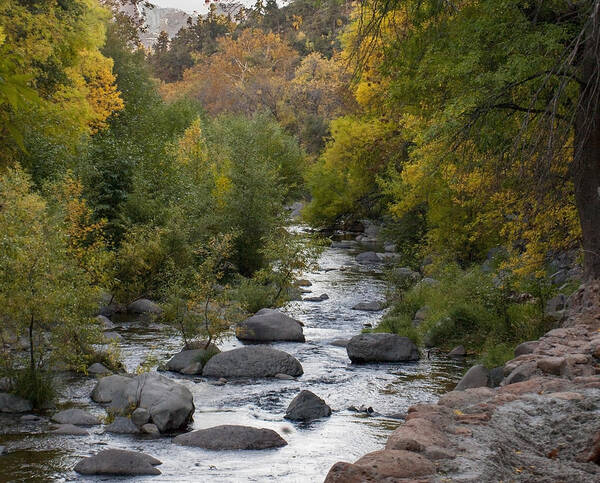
(375, 315), (421, 345)
(13, 369), (55, 408)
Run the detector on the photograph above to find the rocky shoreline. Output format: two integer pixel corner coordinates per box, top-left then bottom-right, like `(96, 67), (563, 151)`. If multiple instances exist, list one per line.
(325, 283), (600, 482)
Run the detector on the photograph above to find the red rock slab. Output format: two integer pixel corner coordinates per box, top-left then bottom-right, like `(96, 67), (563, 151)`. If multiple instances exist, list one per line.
(324, 462), (380, 482)
(386, 418), (450, 451)
(437, 387), (495, 408)
(537, 357), (567, 375)
(454, 412), (491, 424)
(406, 404), (454, 428)
(354, 450), (435, 479)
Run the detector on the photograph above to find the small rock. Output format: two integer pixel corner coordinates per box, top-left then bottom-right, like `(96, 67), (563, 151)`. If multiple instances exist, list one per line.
(537, 356), (567, 376)
(285, 390), (331, 422)
(0, 445), (6, 455)
(174, 425), (287, 450)
(52, 408), (100, 426)
(384, 242), (397, 252)
(296, 279), (312, 287)
(141, 423), (160, 436)
(52, 424), (89, 435)
(87, 363), (111, 375)
(412, 306), (429, 327)
(448, 345), (466, 357)
(131, 408), (150, 426)
(303, 294), (328, 302)
(354, 449), (435, 478)
(488, 366), (504, 387)
(352, 301), (384, 311)
(74, 449), (162, 476)
(181, 362), (203, 375)
(105, 416), (140, 434)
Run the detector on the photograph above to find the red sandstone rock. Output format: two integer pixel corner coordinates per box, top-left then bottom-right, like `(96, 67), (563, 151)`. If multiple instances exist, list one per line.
(537, 357), (567, 375)
(324, 462), (380, 482)
(354, 450), (435, 479)
(385, 418), (449, 451)
(454, 412), (491, 424)
(437, 387), (495, 408)
(547, 392), (584, 401)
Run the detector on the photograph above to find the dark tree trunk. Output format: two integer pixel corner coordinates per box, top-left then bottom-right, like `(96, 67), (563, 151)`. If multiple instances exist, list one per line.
(574, 4), (600, 281)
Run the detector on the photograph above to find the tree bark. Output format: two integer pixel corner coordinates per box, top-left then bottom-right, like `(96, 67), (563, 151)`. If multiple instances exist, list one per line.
(574, 3), (600, 281)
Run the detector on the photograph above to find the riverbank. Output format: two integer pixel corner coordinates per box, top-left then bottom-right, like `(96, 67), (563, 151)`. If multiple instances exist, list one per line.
(325, 283), (600, 482)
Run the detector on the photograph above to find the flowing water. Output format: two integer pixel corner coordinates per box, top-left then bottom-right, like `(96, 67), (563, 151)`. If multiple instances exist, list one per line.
(0, 228), (469, 482)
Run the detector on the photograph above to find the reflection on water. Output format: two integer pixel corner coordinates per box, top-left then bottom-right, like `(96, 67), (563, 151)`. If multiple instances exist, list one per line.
(0, 229), (469, 482)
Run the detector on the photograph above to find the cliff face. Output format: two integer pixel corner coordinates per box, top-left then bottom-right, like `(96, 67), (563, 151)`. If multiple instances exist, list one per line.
(140, 6), (195, 48)
(325, 283), (600, 482)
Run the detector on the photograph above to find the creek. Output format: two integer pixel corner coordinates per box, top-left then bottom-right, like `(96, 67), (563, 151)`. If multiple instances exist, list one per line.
(0, 228), (468, 482)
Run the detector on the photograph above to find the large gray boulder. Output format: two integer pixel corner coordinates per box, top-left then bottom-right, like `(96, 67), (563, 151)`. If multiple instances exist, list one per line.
(285, 390), (331, 421)
(347, 334), (419, 363)
(127, 299), (162, 315)
(174, 425), (287, 450)
(236, 309), (305, 342)
(392, 267), (421, 285)
(52, 424), (89, 435)
(165, 345), (220, 375)
(514, 340), (538, 357)
(0, 393), (33, 413)
(202, 346), (303, 378)
(74, 449), (162, 476)
(52, 408), (100, 426)
(96, 315), (115, 330)
(356, 252), (381, 264)
(455, 365), (489, 391)
(91, 373), (194, 433)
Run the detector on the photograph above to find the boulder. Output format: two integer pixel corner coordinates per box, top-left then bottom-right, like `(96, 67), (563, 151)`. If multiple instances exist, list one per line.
(295, 279), (312, 287)
(392, 267), (421, 285)
(448, 345), (466, 357)
(105, 416), (140, 434)
(412, 306), (429, 327)
(285, 390), (331, 421)
(386, 418), (450, 452)
(384, 242), (397, 253)
(91, 373), (194, 433)
(488, 366), (505, 387)
(236, 310), (305, 343)
(74, 449), (162, 476)
(96, 315), (115, 330)
(102, 331), (123, 342)
(202, 346), (303, 379)
(545, 294), (567, 320)
(455, 365), (489, 391)
(126, 299), (162, 315)
(352, 301), (384, 312)
(356, 252), (381, 264)
(303, 294), (329, 302)
(503, 361), (538, 385)
(325, 462), (380, 482)
(52, 408), (100, 426)
(165, 346), (220, 374)
(131, 407), (150, 426)
(417, 277), (439, 288)
(52, 424), (89, 435)
(346, 333), (419, 363)
(88, 363), (111, 376)
(0, 392), (33, 413)
(0, 445), (6, 455)
(514, 340), (538, 357)
(174, 425), (287, 450)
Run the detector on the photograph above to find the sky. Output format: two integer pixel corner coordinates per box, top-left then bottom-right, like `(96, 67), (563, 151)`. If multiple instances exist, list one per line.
(152, 1), (257, 14)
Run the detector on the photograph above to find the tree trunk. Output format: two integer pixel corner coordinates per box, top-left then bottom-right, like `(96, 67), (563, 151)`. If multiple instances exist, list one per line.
(574, 4), (600, 281)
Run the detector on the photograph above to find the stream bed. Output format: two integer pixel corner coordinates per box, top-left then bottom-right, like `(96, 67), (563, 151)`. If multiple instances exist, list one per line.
(0, 229), (469, 482)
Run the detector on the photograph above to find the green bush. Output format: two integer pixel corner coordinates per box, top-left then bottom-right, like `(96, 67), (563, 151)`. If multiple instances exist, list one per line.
(13, 369), (55, 408)
(375, 315), (421, 345)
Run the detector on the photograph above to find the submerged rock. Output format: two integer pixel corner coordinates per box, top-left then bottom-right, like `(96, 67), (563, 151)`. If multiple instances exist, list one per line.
(74, 449), (162, 476)
(52, 424), (89, 435)
(448, 345), (466, 357)
(174, 425), (287, 450)
(236, 309), (305, 342)
(347, 333), (419, 363)
(285, 390), (331, 421)
(202, 346), (303, 379)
